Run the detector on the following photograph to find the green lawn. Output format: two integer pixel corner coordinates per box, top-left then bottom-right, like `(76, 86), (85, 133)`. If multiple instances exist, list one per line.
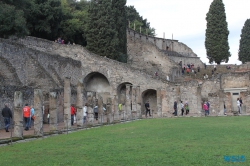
(0, 116), (249, 166)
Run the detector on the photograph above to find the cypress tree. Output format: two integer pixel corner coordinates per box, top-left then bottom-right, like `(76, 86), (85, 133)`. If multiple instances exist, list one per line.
(205, 0), (230, 64)
(238, 19), (250, 64)
(112, 0), (127, 62)
(86, 0), (118, 60)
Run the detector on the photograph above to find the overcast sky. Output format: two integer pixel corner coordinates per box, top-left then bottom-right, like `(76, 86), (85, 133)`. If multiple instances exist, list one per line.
(126, 0), (250, 64)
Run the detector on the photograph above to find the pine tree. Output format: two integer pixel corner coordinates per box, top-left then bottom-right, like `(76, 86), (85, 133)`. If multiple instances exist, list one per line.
(205, 0), (230, 64)
(238, 19), (250, 64)
(112, 0), (127, 62)
(86, 0), (118, 60)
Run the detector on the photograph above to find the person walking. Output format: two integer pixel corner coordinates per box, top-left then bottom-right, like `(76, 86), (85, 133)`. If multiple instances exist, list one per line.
(173, 101), (177, 116)
(23, 104), (31, 131)
(206, 101), (210, 115)
(203, 102), (208, 116)
(29, 105), (35, 128)
(224, 103), (227, 115)
(185, 103), (189, 115)
(83, 103), (87, 124)
(70, 104), (76, 126)
(180, 101), (184, 116)
(239, 97), (243, 114)
(237, 98), (241, 114)
(2, 104), (12, 132)
(145, 101), (151, 117)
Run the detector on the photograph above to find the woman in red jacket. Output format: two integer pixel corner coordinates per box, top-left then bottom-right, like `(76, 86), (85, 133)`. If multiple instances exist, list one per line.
(71, 105), (76, 126)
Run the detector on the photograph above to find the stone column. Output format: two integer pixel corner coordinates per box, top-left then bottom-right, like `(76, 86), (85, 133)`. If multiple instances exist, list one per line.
(113, 95), (119, 121)
(64, 77), (71, 129)
(49, 92), (57, 131)
(125, 84), (131, 120)
(14, 91), (23, 138)
(76, 80), (83, 127)
(87, 92), (95, 125)
(157, 88), (162, 118)
(197, 86), (202, 116)
(219, 90), (225, 115)
(132, 86), (137, 119)
(34, 89), (43, 136)
(136, 86), (141, 118)
(98, 95), (104, 124)
(106, 97), (113, 123)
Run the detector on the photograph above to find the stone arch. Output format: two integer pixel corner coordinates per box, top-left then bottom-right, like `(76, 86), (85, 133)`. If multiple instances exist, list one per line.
(141, 89), (157, 116)
(83, 72), (111, 93)
(117, 82), (132, 104)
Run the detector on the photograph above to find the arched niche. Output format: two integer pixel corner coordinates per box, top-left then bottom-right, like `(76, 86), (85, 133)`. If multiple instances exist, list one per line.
(117, 82), (132, 104)
(141, 89), (157, 116)
(83, 72), (111, 104)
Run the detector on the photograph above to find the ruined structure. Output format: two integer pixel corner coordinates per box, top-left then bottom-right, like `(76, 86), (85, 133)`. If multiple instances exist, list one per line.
(0, 29), (250, 129)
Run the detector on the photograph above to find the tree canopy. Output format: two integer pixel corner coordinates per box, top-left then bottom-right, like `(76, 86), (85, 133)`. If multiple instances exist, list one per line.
(205, 0), (230, 64)
(0, 0), (155, 62)
(238, 19), (250, 64)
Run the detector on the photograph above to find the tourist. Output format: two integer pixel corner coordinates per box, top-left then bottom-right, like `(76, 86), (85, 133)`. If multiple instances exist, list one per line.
(180, 101), (184, 116)
(166, 75), (170, 81)
(194, 70), (197, 77)
(185, 102), (189, 115)
(205, 74), (208, 79)
(145, 100), (151, 117)
(224, 103), (227, 115)
(203, 74), (206, 80)
(214, 65), (217, 71)
(237, 98), (241, 114)
(118, 103), (122, 112)
(1, 104), (12, 132)
(183, 64), (186, 71)
(197, 65), (200, 72)
(212, 69), (214, 76)
(94, 105), (98, 120)
(23, 104), (31, 131)
(203, 102), (208, 116)
(239, 97), (243, 114)
(186, 68), (190, 74)
(204, 63), (207, 69)
(206, 101), (210, 115)
(29, 105), (35, 128)
(182, 69), (184, 75)
(173, 101), (177, 116)
(71, 104), (76, 125)
(83, 104), (87, 124)
(47, 110), (50, 124)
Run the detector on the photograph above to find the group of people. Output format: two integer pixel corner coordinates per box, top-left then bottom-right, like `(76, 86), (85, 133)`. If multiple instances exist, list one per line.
(173, 101), (189, 116)
(55, 37), (75, 45)
(182, 63), (200, 76)
(23, 104), (35, 131)
(70, 104), (88, 125)
(1, 103), (35, 132)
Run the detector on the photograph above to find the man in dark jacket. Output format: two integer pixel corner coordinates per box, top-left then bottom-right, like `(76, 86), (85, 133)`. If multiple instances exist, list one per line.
(145, 101), (151, 117)
(2, 104), (12, 132)
(173, 101), (177, 116)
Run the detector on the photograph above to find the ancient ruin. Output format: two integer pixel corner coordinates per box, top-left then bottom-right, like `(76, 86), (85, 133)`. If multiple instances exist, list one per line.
(1, 29), (250, 131)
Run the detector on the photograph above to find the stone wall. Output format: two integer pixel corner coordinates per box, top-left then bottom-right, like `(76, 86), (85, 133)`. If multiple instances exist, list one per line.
(201, 80), (220, 98)
(127, 29), (197, 57)
(221, 72), (250, 89)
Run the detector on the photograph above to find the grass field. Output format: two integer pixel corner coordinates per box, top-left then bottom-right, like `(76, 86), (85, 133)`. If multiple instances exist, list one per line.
(0, 116), (250, 166)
